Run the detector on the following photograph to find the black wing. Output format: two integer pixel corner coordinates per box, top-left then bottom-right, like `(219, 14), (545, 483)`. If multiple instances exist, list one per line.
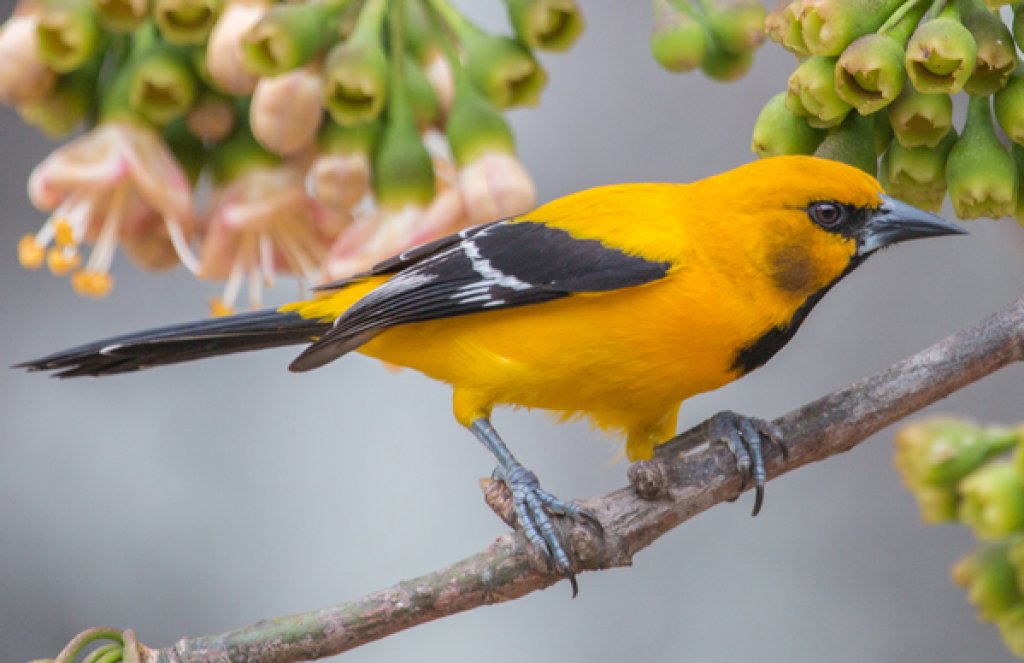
(289, 221), (671, 371)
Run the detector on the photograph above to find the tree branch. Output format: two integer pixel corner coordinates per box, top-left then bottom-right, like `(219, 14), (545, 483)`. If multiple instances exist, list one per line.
(63, 295), (1024, 663)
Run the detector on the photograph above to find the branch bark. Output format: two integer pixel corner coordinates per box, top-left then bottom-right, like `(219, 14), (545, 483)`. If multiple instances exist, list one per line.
(77, 295), (1024, 663)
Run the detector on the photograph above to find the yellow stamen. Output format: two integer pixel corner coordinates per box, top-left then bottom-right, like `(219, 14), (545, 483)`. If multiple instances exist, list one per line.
(47, 247), (81, 275)
(53, 218), (77, 247)
(70, 270), (113, 298)
(209, 297), (235, 317)
(18, 234), (45, 269)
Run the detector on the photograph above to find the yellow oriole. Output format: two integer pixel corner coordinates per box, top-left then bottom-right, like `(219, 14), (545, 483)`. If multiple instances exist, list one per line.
(20, 156), (964, 584)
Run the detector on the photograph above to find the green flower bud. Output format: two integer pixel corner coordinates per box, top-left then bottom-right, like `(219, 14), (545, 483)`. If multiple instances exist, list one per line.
(997, 603), (1024, 658)
(952, 539), (1024, 622)
(155, 0), (223, 45)
(461, 25), (547, 108)
(787, 55), (852, 128)
(995, 66), (1024, 145)
(834, 34), (906, 114)
(959, 461), (1024, 539)
(873, 111), (893, 155)
(99, 58), (151, 126)
(814, 110), (876, 174)
(883, 129), (957, 211)
(1015, 4), (1024, 52)
(241, 2), (341, 77)
(505, 0), (584, 52)
(446, 77), (515, 166)
(947, 95), (1018, 219)
(650, 0), (707, 73)
(703, 0), (766, 55)
(905, 15), (977, 94)
(888, 87), (953, 148)
(211, 113), (280, 184)
(799, 0), (905, 56)
(960, 0), (1017, 96)
(765, 0), (808, 56)
(322, 0), (389, 126)
(895, 418), (1019, 488)
(751, 91), (824, 157)
(36, 0), (103, 73)
(19, 66), (94, 138)
(373, 114), (435, 209)
(700, 36), (754, 81)
(128, 43), (199, 126)
(1013, 144), (1024, 226)
(404, 57), (439, 129)
(92, 0), (149, 33)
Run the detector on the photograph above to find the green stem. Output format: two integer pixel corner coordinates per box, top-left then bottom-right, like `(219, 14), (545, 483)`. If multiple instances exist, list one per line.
(924, 0), (948, 20)
(879, 0), (928, 36)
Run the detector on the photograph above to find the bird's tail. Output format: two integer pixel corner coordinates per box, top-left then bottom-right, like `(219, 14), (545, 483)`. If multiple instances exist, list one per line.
(16, 308), (334, 378)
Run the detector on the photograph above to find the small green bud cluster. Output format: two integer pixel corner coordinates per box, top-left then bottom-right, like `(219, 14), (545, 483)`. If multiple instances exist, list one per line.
(1, 0), (582, 309)
(894, 417), (1024, 656)
(753, 0), (1024, 223)
(650, 0), (766, 81)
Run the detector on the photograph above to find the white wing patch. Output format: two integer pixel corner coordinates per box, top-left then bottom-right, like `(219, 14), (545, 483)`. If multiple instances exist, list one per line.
(449, 227), (532, 306)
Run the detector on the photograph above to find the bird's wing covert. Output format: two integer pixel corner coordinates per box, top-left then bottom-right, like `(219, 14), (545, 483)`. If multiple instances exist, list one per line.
(289, 220), (671, 371)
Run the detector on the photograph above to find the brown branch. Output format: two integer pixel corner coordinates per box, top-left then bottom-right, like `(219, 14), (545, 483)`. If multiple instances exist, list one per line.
(108, 294), (1022, 663)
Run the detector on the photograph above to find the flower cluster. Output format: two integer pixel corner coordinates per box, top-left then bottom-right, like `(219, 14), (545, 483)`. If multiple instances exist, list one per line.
(894, 417), (1024, 656)
(649, 0), (767, 81)
(4, 0), (583, 313)
(752, 0), (1024, 223)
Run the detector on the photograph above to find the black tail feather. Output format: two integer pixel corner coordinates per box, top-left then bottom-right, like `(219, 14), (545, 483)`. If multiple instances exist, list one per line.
(16, 309), (333, 377)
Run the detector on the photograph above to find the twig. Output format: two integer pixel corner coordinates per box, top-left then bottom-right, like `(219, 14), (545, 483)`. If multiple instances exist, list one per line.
(68, 295), (1024, 663)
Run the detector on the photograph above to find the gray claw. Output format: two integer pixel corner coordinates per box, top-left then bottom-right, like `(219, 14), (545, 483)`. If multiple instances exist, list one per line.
(711, 412), (783, 517)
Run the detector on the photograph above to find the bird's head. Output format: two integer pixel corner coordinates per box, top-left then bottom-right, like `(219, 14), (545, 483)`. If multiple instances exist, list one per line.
(700, 155), (966, 301)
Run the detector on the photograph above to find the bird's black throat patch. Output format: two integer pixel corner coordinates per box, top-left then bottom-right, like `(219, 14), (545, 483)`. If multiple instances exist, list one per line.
(731, 258), (862, 374)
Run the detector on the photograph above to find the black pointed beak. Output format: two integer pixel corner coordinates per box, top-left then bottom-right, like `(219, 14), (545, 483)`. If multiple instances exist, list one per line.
(857, 195), (967, 256)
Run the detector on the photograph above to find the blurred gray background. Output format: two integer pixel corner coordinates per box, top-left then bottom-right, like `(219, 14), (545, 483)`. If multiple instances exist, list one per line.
(3, 2), (1024, 662)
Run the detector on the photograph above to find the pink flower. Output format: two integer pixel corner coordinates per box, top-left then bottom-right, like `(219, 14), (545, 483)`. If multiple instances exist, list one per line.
(458, 150), (535, 225)
(21, 121), (198, 297)
(250, 65), (324, 156)
(0, 6), (56, 106)
(206, 0), (268, 95)
(198, 163), (347, 314)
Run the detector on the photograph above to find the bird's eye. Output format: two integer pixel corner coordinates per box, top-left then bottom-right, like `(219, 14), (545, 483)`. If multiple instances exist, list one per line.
(809, 201), (846, 227)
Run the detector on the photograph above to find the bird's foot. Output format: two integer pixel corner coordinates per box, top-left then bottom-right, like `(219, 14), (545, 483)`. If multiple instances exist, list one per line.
(708, 411), (787, 517)
(492, 463), (601, 597)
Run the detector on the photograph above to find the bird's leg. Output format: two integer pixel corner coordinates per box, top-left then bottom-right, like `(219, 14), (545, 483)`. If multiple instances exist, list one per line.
(470, 418), (600, 591)
(708, 411), (787, 517)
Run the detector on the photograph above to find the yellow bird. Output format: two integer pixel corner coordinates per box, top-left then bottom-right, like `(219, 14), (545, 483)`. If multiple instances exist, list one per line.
(20, 156), (964, 585)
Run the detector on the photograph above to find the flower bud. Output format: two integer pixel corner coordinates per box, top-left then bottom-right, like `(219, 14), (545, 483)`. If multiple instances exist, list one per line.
(251, 66), (323, 156)
(888, 87), (952, 148)
(703, 0), (765, 55)
(799, 0), (904, 56)
(995, 66), (1024, 145)
(751, 92), (824, 158)
(765, 0), (808, 56)
(506, 0), (584, 52)
(700, 37), (754, 81)
(19, 65), (94, 137)
(129, 43), (199, 126)
(322, 0), (389, 126)
(155, 0), (224, 45)
(461, 26), (547, 108)
(834, 34), (906, 114)
(241, 1), (339, 76)
(814, 111), (876, 174)
(0, 11), (57, 106)
(882, 129), (956, 211)
(905, 16), (977, 94)
(206, 0), (268, 95)
(1015, 4), (1024, 51)
(1013, 144), (1024, 226)
(958, 461), (1024, 539)
(185, 88), (235, 141)
(92, 0), (148, 33)
(310, 120), (377, 209)
(650, 0), (706, 73)
(947, 95), (1017, 219)
(404, 57), (440, 129)
(997, 603), (1024, 658)
(373, 115), (435, 211)
(459, 151), (535, 225)
(895, 418), (1019, 488)
(36, 0), (103, 74)
(961, 0), (1017, 96)
(952, 540), (1024, 622)
(787, 55), (852, 128)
